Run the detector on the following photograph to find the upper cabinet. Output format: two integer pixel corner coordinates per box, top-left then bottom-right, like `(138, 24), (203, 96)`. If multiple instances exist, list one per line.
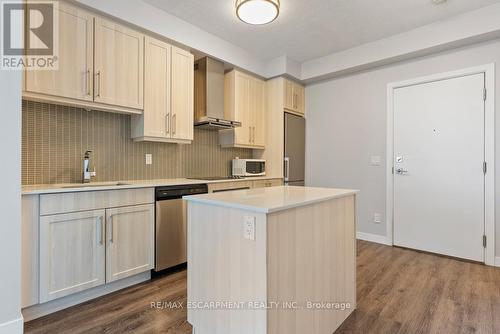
(170, 46), (194, 141)
(131, 38), (194, 144)
(94, 18), (144, 110)
(23, 3), (144, 114)
(25, 3), (94, 102)
(284, 79), (305, 116)
(219, 70), (265, 149)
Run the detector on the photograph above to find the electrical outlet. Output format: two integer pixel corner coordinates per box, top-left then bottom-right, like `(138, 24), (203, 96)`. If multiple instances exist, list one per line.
(374, 213), (382, 224)
(243, 216), (256, 241)
(145, 154), (152, 165)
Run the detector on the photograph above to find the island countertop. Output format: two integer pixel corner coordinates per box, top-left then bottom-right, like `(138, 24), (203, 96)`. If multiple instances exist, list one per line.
(183, 185), (358, 213)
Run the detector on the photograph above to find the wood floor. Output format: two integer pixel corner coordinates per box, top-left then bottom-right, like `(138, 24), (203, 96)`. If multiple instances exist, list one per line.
(25, 240), (500, 334)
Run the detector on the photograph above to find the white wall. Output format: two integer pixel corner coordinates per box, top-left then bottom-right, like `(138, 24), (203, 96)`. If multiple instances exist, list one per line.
(305, 39), (499, 254)
(0, 69), (23, 332)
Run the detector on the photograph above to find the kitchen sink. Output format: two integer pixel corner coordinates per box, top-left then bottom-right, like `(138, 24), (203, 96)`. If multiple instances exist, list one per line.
(58, 182), (131, 189)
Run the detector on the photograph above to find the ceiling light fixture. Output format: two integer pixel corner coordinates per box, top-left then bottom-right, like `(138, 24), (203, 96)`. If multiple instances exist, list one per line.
(236, 0), (280, 25)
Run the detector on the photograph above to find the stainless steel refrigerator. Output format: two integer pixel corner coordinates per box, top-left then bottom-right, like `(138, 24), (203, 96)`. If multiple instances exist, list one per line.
(284, 112), (305, 186)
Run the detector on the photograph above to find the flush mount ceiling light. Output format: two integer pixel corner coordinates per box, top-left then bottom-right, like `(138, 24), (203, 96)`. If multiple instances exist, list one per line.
(236, 0), (280, 25)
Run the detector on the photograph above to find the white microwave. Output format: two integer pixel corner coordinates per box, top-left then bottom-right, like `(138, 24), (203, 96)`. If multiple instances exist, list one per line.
(232, 159), (266, 177)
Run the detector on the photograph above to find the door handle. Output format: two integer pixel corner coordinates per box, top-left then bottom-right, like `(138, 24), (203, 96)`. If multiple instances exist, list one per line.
(284, 157), (290, 182)
(395, 168), (408, 175)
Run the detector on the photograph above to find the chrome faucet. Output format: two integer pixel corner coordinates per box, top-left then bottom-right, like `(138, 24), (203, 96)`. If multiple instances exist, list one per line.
(83, 150), (96, 183)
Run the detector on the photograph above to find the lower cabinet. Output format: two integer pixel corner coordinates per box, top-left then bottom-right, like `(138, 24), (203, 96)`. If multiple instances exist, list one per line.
(105, 204), (155, 283)
(39, 210), (106, 303)
(38, 201), (154, 303)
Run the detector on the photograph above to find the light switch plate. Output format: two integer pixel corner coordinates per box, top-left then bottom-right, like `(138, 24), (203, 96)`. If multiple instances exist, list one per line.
(243, 216), (256, 241)
(370, 155), (381, 166)
(374, 213), (382, 224)
(145, 154), (152, 165)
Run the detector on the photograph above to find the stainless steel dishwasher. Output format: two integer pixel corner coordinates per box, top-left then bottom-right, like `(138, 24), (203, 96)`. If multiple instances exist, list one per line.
(155, 184), (208, 271)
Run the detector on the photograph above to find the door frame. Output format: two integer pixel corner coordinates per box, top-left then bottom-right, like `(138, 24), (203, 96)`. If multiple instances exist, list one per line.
(386, 64), (495, 265)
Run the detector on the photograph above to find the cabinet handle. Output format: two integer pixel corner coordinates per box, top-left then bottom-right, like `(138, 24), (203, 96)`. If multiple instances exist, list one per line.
(86, 69), (91, 96)
(95, 71), (101, 98)
(253, 127), (256, 143)
(97, 216), (104, 245)
(166, 113), (170, 134)
(108, 215), (114, 243)
(172, 114), (177, 135)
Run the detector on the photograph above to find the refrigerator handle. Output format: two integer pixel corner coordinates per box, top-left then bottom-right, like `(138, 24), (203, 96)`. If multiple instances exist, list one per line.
(284, 157), (290, 182)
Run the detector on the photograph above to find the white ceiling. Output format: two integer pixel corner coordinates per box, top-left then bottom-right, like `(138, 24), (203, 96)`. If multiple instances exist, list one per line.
(143, 0), (500, 62)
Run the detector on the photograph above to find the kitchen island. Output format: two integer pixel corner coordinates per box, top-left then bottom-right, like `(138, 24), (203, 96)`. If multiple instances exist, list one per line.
(184, 186), (358, 334)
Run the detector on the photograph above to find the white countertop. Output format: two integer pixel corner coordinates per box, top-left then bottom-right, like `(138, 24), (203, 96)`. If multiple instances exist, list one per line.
(183, 186), (358, 213)
(21, 176), (279, 195)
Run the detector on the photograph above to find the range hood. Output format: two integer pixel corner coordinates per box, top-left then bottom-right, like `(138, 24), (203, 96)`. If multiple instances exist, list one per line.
(194, 57), (241, 130)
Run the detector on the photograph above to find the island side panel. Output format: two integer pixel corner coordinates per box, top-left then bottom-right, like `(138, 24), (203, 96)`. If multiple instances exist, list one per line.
(266, 195), (356, 334)
(187, 201), (268, 334)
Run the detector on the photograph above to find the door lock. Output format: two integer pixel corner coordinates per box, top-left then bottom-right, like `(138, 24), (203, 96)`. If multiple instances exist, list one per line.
(395, 168), (408, 175)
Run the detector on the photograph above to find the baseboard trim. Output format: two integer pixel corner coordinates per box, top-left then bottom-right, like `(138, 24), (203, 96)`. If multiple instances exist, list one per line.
(22, 271), (151, 322)
(0, 317), (23, 334)
(495, 257), (500, 268)
(357, 232), (391, 246)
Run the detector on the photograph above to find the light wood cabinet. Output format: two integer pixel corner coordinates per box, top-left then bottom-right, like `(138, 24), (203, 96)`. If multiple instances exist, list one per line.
(171, 46), (194, 141)
(39, 210), (106, 303)
(22, 195), (39, 308)
(23, 2), (145, 114)
(220, 70), (265, 149)
(132, 37), (172, 141)
(34, 189), (155, 305)
(94, 17), (144, 110)
(131, 39), (194, 143)
(25, 2), (94, 102)
(284, 79), (305, 115)
(253, 77), (306, 178)
(105, 204), (154, 283)
(251, 77), (266, 146)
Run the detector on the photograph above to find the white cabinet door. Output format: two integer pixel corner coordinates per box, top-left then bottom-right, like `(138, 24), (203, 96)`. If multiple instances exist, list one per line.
(40, 210), (106, 303)
(94, 17), (144, 109)
(106, 204), (154, 283)
(171, 46), (194, 141)
(25, 2), (94, 101)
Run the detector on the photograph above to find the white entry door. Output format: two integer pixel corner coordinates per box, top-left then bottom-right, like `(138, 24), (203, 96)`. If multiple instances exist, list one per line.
(393, 73), (485, 262)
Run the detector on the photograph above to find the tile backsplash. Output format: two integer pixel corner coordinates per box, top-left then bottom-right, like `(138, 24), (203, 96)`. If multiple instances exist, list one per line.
(22, 100), (252, 185)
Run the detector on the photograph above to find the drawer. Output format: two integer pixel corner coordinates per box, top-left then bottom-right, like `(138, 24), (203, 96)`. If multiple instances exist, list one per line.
(208, 181), (253, 193)
(253, 179), (283, 188)
(40, 188), (154, 216)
